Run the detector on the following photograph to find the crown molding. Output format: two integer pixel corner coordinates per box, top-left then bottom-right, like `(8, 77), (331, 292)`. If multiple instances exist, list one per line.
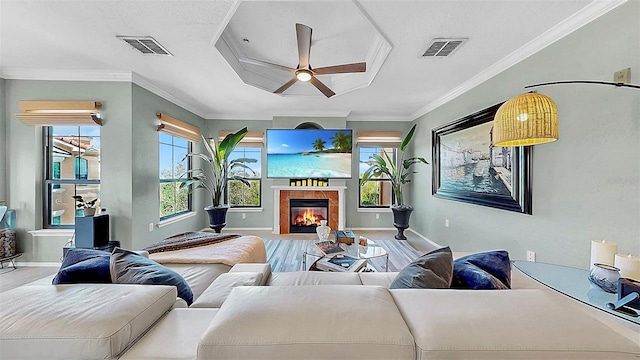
(130, 73), (207, 119)
(409, 0), (628, 121)
(0, 68), (131, 81)
(347, 115), (412, 122)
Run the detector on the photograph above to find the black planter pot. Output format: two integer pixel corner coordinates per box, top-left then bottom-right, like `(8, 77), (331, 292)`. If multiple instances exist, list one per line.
(205, 205), (229, 233)
(391, 205), (413, 240)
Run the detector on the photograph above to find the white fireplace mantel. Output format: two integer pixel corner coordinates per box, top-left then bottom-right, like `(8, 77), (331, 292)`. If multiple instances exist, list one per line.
(272, 186), (346, 234)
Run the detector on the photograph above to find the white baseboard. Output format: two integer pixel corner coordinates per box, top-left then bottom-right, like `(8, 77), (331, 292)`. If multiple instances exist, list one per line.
(14, 262), (61, 267)
(407, 228), (442, 248)
(224, 227), (273, 231)
(350, 227), (396, 231)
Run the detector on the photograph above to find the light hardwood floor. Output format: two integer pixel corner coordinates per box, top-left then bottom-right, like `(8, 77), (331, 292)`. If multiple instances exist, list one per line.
(0, 230), (433, 292)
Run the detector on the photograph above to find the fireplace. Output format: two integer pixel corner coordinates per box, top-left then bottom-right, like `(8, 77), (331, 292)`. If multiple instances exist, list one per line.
(289, 199), (329, 233)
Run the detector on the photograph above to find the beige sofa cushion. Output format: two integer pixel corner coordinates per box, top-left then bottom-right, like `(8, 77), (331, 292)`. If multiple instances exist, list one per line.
(268, 270), (362, 285)
(390, 288), (640, 359)
(163, 263), (231, 300)
(190, 272), (263, 308)
(121, 308), (218, 360)
(0, 284), (176, 360)
(359, 271), (398, 287)
(198, 285), (415, 360)
(228, 262), (272, 285)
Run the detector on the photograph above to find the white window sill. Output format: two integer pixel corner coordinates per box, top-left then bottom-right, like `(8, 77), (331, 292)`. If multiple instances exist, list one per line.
(357, 207), (392, 213)
(228, 208), (263, 213)
(29, 229), (75, 237)
(157, 211), (197, 228)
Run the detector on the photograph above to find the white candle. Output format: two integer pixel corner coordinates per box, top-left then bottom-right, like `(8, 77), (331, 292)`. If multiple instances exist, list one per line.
(589, 240), (617, 268)
(614, 254), (640, 281)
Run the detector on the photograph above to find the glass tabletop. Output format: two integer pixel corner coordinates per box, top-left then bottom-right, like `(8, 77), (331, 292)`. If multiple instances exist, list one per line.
(512, 260), (639, 324)
(304, 239), (388, 260)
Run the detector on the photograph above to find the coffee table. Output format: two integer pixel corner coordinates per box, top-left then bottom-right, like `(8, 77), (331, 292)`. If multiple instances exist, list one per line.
(302, 238), (389, 272)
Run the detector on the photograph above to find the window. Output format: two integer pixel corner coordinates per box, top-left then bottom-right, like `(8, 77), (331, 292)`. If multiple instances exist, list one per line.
(227, 146), (262, 207)
(359, 147), (396, 208)
(159, 133), (192, 219)
(44, 126), (101, 228)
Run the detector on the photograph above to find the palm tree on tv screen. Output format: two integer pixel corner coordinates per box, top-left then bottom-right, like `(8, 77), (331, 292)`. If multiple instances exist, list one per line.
(313, 138), (326, 152)
(330, 131), (352, 152)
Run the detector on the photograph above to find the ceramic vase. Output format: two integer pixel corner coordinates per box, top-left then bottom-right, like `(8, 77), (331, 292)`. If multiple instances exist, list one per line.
(316, 220), (330, 242)
(588, 263), (621, 293)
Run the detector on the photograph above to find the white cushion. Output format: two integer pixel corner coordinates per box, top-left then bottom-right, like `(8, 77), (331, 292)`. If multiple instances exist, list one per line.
(197, 285), (415, 360)
(121, 308), (218, 360)
(190, 272), (263, 308)
(0, 284), (176, 360)
(228, 262), (271, 285)
(268, 271), (362, 285)
(390, 288), (640, 359)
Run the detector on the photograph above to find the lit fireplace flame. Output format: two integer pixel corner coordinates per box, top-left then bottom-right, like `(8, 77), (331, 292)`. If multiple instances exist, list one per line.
(292, 208), (324, 226)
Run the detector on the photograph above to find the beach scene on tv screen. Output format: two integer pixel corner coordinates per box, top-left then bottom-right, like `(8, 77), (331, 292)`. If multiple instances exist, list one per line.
(267, 129), (352, 178)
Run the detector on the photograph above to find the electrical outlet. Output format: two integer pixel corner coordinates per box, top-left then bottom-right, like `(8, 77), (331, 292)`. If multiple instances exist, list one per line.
(241, 213), (246, 220)
(614, 68), (630, 83)
(527, 251), (536, 262)
(148, 223), (154, 232)
(375, 213), (380, 220)
(445, 219), (450, 227)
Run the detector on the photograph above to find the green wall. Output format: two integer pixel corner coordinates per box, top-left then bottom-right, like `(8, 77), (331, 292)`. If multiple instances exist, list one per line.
(4, 80), (205, 261)
(204, 119), (412, 230)
(0, 78), (6, 203)
(408, 1), (640, 269)
(130, 84), (205, 250)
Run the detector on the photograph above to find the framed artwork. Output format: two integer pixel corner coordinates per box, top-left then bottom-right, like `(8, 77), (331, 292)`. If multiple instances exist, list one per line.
(431, 103), (532, 214)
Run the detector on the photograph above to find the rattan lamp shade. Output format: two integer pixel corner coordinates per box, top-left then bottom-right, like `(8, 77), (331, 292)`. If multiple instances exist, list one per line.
(493, 93), (558, 147)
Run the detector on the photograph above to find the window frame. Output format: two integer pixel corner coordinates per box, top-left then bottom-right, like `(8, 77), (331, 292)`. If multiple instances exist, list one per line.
(226, 146), (262, 208)
(358, 146), (397, 208)
(159, 133), (193, 221)
(43, 126), (101, 229)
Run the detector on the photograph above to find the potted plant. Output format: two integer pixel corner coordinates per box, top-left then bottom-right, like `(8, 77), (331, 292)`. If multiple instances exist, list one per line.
(72, 195), (98, 217)
(181, 127), (257, 233)
(360, 124), (428, 240)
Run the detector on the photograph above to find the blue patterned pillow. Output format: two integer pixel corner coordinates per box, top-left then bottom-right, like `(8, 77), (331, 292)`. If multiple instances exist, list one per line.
(52, 248), (112, 284)
(110, 247), (194, 305)
(451, 250), (511, 289)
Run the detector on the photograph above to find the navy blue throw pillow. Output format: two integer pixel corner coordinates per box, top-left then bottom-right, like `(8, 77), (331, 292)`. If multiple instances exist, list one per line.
(110, 247), (194, 305)
(52, 248), (112, 284)
(451, 250), (511, 290)
(390, 246), (453, 289)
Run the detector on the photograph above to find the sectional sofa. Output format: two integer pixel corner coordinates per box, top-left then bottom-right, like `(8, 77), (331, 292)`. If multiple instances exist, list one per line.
(1, 256), (639, 359)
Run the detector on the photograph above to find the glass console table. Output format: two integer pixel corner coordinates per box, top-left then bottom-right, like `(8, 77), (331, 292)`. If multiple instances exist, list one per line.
(512, 260), (639, 325)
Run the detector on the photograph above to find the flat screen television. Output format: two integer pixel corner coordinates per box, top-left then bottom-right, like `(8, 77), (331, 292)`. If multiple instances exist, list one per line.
(266, 129), (353, 179)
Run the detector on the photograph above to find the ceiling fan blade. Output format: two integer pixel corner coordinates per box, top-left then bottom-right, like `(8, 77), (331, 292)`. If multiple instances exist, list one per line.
(274, 77), (298, 94)
(313, 62), (367, 75)
(296, 23), (312, 69)
(239, 57), (295, 72)
(309, 77), (335, 98)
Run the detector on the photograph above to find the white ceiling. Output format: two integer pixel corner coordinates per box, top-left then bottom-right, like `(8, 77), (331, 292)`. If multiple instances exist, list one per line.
(0, 0), (625, 121)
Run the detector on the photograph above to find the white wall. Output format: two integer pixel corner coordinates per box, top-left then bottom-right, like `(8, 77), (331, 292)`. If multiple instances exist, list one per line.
(409, 1), (640, 268)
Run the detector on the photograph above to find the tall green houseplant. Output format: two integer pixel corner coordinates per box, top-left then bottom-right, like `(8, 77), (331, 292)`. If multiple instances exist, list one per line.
(181, 127), (256, 232)
(360, 124), (428, 239)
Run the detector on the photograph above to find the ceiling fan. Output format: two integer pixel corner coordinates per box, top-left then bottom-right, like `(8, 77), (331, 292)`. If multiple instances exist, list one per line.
(239, 23), (366, 98)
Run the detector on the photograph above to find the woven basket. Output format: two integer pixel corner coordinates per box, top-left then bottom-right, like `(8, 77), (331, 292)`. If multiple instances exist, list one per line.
(0, 229), (16, 258)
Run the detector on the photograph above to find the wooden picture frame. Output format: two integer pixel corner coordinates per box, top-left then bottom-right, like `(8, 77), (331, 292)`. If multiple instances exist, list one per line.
(431, 103), (532, 214)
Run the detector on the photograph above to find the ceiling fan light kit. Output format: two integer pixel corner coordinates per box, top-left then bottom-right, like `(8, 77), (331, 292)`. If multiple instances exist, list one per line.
(243, 23), (366, 98)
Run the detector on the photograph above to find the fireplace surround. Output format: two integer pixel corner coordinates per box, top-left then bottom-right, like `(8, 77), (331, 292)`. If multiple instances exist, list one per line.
(272, 186), (346, 234)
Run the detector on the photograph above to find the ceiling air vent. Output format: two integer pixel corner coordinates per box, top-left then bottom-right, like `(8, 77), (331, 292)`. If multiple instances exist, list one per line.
(117, 36), (173, 56)
(422, 38), (467, 57)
